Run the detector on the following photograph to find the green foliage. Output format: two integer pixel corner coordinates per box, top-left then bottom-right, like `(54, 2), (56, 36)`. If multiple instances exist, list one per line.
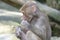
(46, 0), (60, 10)
(36, 0), (46, 3)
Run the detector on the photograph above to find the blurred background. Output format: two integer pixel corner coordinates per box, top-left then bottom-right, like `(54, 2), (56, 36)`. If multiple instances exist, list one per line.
(0, 0), (60, 40)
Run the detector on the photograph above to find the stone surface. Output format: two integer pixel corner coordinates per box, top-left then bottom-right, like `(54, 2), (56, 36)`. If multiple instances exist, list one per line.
(0, 34), (20, 40)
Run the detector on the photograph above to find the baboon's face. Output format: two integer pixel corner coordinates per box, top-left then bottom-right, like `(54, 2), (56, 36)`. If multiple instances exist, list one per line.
(21, 6), (35, 22)
(20, 3), (37, 22)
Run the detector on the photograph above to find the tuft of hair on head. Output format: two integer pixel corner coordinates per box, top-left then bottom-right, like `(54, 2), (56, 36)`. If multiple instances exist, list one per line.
(26, 1), (37, 6)
(19, 1), (37, 11)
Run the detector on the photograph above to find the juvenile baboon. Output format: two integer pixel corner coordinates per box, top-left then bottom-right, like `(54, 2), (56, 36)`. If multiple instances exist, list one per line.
(19, 1), (51, 40)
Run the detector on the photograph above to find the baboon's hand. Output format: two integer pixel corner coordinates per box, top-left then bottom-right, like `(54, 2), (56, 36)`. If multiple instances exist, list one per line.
(15, 26), (22, 38)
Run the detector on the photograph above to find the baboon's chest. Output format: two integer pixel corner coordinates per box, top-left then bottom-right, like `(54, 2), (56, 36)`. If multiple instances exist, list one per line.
(30, 17), (38, 25)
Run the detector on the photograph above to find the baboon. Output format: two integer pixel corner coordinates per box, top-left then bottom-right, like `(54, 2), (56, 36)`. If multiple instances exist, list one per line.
(19, 1), (51, 40)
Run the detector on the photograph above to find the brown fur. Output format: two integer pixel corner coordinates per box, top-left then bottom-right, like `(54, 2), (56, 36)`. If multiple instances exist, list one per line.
(19, 1), (51, 40)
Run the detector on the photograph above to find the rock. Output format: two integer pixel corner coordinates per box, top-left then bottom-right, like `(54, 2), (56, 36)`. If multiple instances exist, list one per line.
(0, 34), (20, 40)
(51, 37), (60, 40)
(0, 9), (23, 34)
(0, 9), (22, 24)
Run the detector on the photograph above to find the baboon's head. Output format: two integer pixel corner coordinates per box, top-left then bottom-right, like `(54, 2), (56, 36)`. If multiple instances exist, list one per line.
(19, 1), (38, 22)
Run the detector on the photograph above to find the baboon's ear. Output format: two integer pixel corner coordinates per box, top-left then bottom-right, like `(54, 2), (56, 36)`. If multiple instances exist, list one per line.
(31, 5), (36, 12)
